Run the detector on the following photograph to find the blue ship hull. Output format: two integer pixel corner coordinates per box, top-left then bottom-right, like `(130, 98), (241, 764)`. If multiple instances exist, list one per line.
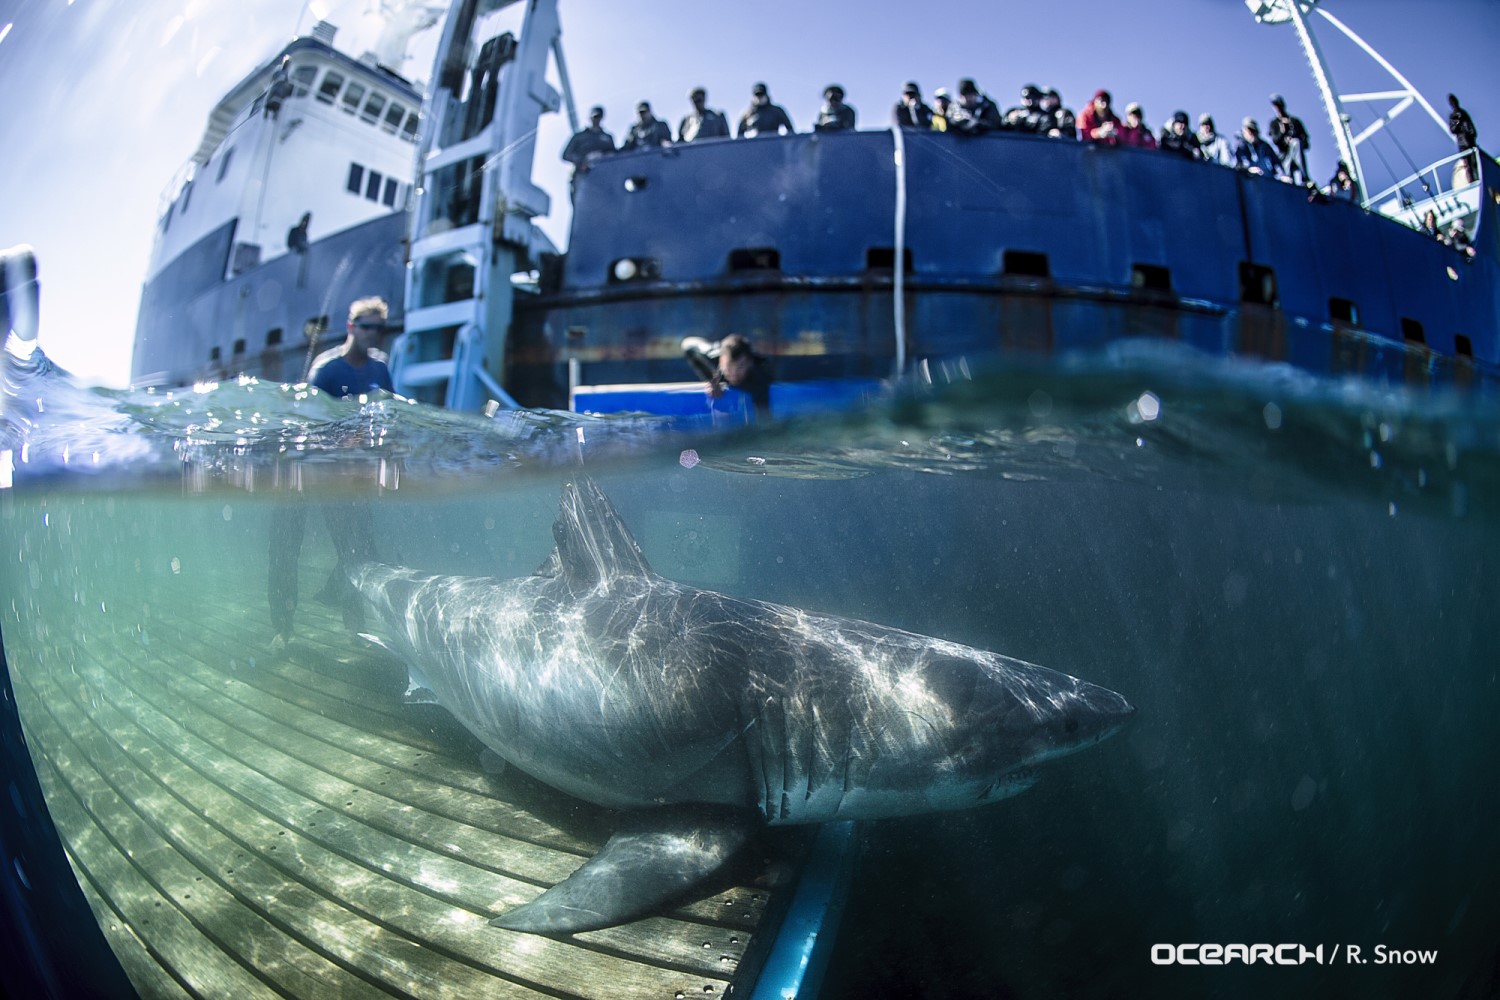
(132, 212), (408, 386)
(502, 130), (1498, 409)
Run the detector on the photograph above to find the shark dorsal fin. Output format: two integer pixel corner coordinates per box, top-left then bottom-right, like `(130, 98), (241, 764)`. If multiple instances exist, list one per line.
(544, 477), (655, 586)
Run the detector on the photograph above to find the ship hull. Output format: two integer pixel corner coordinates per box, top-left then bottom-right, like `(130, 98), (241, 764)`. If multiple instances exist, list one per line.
(504, 130), (1498, 410)
(131, 209), (408, 387)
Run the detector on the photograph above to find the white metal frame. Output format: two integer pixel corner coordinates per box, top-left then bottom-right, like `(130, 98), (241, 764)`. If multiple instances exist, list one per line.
(393, 0), (573, 410)
(1246, 0), (1451, 206)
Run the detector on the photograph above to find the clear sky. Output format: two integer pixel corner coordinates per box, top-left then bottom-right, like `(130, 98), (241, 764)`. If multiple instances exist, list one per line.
(2, 0), (1497, 387)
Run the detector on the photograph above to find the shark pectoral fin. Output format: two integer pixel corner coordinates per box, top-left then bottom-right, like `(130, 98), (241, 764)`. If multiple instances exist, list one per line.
(489, 807), (754, 935)
(400, 664), (439, 706)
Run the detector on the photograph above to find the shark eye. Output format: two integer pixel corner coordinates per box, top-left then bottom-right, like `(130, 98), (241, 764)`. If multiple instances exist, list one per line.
(1063, 715), (1079, 735)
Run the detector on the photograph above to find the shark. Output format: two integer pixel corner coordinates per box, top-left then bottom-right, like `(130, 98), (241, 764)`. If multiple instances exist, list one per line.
(349, 477), (1134, 934)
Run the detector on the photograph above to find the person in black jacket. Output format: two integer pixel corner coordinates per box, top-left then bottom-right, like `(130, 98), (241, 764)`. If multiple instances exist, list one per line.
(682, 335), (773, 415)
(1040, 88), (1076, 139)
(1449, 93), (1479, 184)
(1268, 94), (1310, 184)
(1003, 84), (1049, 134)
(738, 82), (794, 137)
(620, 101), (672, 150)
(562, 105), (615, 196)
(948, 78), (1003, 134)
(678, 87), (730, 142)
(893, 81), (933, 129)
(1157, 111), (1201, 159)
(815, 85), (857, 132)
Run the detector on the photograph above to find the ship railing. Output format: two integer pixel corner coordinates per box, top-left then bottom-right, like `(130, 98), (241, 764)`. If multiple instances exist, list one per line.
(1365, 148), (1486, 235)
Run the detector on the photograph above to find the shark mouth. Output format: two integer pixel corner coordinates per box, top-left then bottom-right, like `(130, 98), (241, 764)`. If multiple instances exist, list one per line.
(979, 767), (1039, 802)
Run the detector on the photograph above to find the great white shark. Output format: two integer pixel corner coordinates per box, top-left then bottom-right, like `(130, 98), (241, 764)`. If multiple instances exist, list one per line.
(349, 478), (1133, 934)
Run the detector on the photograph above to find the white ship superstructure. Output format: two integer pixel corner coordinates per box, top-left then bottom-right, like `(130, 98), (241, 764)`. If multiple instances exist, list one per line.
(132, 11), (438, 386)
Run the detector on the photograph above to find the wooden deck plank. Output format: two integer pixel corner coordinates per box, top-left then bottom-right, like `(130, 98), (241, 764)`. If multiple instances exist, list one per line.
(70, 861), (197, 1000)
(33, 657), (557, 1000)
(73, 608), (742, 995)
(19, 686), (305, 1000)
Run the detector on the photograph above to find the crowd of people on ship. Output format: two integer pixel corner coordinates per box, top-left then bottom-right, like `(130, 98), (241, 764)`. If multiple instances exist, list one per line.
(565, 81), (1483, 236)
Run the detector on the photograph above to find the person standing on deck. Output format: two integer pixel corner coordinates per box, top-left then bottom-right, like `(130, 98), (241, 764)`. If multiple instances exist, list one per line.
(562, 106), (615, 196)
(620, 101), (673, 151)
(1003, 84), (1050, 134)
(1449, 94), (1479, 184)
(1196, 114), (1234, 166)
(678, 88), (730, 142)
(894, 82), (933, 129)
(1268, 94), (1311, 185)
(268, 297), (392, 651)
(947, 78), (1003, 134)
(738, 82), (794, 138)
(814, 85), (857, 132)
(1040, 88), (1076, 139)
(931, 89), (953, 132)
(310, 297), (394, 398)
(1233, 118), (1282, 177)
(1158, 111), (1201, 159)
(1119, 103), (1156, 148)
(1078, 90), (1122, 144)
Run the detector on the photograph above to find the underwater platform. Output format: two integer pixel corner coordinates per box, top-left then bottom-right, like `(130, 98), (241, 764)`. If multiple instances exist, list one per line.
(8, 564), (801, 998)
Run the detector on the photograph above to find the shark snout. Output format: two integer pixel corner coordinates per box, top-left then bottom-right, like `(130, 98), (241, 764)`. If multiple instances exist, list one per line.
(1068, 681), (1135, 746)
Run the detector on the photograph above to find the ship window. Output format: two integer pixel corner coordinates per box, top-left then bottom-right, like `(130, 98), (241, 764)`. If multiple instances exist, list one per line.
(1238, 262), (1278, 306)
(209, 346), (221, 362)
(180, 179), (193, 213)
(216, 148), (234, 183)
(341, 82), (365, 115)
(1455, 334), (1473, 356)
(866, 247), (914, 272)
(316, 70), (344, 104)
(382, 177), (398, 207)
(366, 170), (384, 202)
(401, 112), (419, 141)
(1329, 297), (1359, 325)
(232, 338), (246, 356)
(1400, 318), (1425, 346)
(347, 163), (365, 194)
(383, 102), (406, 134)
(728, 248), (781, 272)
(291, 65), (316, 97)
(1131, 264), (1171, 291)
(1003, 250), (1050, 277)
(361, 92), (386, 124)
(266, 328), (283, 347)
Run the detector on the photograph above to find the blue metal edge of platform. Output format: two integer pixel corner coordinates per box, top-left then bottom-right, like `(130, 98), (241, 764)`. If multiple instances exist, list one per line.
(747, 820), (861, 1000)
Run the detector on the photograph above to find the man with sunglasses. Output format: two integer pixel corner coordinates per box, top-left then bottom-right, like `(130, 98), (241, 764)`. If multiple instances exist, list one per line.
(270, 296), (393, 653)
(311, 296), (394, 398)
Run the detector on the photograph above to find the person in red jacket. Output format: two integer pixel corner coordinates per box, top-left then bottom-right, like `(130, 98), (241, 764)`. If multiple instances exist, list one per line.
(1078, 89), (1122, 144)
(1119, 102), (1157, 148)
